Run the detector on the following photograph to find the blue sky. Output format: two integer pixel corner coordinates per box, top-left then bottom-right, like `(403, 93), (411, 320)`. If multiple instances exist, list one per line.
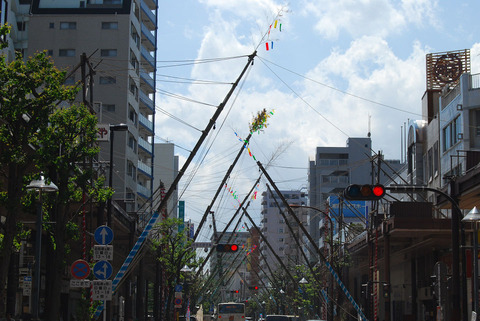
(154, 0), (480, 238)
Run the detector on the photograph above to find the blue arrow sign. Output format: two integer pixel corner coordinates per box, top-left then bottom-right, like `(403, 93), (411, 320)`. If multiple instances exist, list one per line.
(93, 260), (113, 280)
(94, 225), (114, 245)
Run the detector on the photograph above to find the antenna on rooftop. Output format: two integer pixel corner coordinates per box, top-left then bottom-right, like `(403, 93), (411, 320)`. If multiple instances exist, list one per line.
(367, 114), (371, 138)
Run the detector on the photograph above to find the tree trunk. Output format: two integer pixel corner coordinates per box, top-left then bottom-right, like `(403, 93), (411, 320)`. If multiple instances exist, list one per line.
(44, 197), (68, 321)
(0, 164), (24, 316)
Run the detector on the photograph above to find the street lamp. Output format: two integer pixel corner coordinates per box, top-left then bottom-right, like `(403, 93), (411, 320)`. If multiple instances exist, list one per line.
(289, 204), (334, 321)
(462, 206), (480, 318)
(107, 123), (128, 227)
(27, 175), (58, 321)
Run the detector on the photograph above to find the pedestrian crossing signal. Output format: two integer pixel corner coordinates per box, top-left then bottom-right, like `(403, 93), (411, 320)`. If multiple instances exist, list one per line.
(216, 244), (239, 252)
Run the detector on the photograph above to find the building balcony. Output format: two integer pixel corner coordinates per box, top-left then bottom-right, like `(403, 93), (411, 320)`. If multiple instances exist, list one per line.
(139, 113), (154, 134)
(138, 159), (153, 178)
(140, 90), (155, 114)
(137, 183), (152, 199)
(138, 136), (153, 155)
(140, 0), (156, 30)
(141, 45), (155, 72)
(140, 68), (155, 93)
(141, 24), (155, 51)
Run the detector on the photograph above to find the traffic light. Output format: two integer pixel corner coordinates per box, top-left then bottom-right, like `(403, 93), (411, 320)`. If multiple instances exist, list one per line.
(216, 244), (239, 252)
(344, 184), (386, 201)
(383, 283), (390, 299)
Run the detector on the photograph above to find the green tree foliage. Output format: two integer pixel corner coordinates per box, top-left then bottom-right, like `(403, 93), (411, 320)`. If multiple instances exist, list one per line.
(0, 51), (78, 315)
(152, 218), (204, 319)
(33, 103), (103, 321)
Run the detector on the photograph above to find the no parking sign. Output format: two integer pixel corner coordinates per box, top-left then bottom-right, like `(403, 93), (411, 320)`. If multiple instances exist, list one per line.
(71, 259), (91, 280)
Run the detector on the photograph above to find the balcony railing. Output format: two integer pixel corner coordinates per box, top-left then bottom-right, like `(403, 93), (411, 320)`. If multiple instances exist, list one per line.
(138, 136), (153, 154)
(471, 73), (480, 90)
(140, 90), (154, 113)
(139, 113), (154, 133)
(137, 183), (151, 198)
(138, 159), (152, 177)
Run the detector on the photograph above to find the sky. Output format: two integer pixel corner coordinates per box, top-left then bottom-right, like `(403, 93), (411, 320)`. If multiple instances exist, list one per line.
(154, 0), (480, 242)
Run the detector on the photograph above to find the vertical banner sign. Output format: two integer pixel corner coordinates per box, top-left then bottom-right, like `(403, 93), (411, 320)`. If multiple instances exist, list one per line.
(178, 201), (185, 233)
(93, 211), (160, 319)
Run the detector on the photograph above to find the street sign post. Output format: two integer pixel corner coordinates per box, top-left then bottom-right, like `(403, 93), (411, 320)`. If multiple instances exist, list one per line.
(23, 276), (32, 296)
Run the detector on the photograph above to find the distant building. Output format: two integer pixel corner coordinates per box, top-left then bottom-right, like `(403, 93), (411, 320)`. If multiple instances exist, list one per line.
(259, 190), (307, 273)
(152, 143), (179, 221)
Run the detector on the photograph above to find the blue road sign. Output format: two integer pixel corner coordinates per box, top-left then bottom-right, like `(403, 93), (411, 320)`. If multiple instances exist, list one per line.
(93, 260), (113, 280)
(94, 225), (114, 245)
(71, 259), (91, 280)
(174, 284), (183, 292)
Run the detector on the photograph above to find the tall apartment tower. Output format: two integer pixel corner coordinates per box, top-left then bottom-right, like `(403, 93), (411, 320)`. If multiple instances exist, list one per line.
(260, 189), (307, 274)
(26, 0), (157, 217)
(308, 138), (372, 247)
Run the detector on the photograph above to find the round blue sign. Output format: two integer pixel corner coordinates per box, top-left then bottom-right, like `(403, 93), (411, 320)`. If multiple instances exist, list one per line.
(94, 225), (114, 245)
(93, 260), (113, 280)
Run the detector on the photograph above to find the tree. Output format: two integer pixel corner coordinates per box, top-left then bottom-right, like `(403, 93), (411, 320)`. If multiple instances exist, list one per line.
(152, 218), (204, 320)
(0, 51), (78, 315)
(33, 103), (105, 321)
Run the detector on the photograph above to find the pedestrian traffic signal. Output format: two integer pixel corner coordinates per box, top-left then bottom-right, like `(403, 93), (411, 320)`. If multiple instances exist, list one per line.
(216, 244), (239, 252)
(344, 184), (386, 201)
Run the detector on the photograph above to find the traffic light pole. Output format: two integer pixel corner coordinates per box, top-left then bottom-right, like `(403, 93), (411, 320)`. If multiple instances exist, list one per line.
(386, 185), (463, 321)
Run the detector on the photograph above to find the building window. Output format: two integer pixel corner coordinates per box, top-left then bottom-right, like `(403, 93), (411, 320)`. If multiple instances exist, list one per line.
(49, 22), (54, 29)
(103, 104), (115, 112)
(101, 49), (117, 57)
(99, 76), (116, 84)
(17, 21), (26, 31)
(443, 116), (461, 151)
(47, 49), (54, 56)
(102, 22), (118, 29)
(129, 77), (138, 100)
(60, 22), (77, 29)
(130, 49), (139, 73)
(475, 110), (480, 136)
(128, 104), (137, 125)
(130, 23), (140, 48)
(127, 161), (136, 179)
(59, 49), (76, 57)
(427, 148), (433, 181)
(128, 134), (137, 152)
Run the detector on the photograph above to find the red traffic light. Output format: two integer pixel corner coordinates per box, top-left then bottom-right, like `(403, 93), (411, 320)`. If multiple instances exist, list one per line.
(344, 184), (386, 201)
(254, 286), (258, 290)
(216, 244), (239, 252)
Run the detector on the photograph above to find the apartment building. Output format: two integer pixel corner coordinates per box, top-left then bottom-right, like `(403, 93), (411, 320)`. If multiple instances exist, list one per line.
(259, 190), (307, 273)
(26, 0), (157, 217)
